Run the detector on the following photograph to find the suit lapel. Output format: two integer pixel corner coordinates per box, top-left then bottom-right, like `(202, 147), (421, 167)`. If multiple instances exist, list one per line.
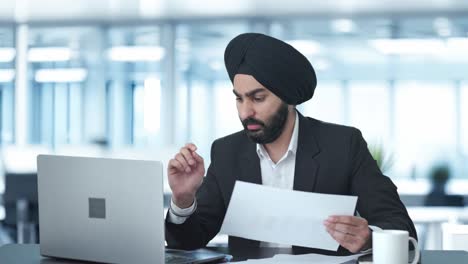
(239, 138), (262, 185)
(293, 112), (321, 192)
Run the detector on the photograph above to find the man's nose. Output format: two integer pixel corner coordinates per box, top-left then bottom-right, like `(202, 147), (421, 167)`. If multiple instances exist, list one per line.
(238, 101), (255, 121)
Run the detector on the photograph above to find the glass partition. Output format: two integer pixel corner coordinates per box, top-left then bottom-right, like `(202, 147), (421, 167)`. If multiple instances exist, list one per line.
(0, 26), (15, 144)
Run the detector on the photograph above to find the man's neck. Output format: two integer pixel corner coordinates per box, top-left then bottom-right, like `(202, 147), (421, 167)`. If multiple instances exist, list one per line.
(263, 110), (296, 163)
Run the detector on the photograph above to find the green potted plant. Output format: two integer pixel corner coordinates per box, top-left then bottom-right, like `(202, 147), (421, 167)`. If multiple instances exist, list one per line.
(368, 143), (395, 173)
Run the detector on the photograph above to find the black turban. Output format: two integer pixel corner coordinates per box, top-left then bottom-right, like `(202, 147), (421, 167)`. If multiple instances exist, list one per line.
(224, 33), (317, 105)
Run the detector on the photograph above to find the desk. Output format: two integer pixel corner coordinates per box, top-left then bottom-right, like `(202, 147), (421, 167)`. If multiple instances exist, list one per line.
(1, 244), (468, 263)
(407, 206), (468, 249)
(408, 206), (468, 223)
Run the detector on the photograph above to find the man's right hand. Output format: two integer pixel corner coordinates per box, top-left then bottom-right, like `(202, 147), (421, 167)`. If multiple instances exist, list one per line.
(168, 143), (205, 209)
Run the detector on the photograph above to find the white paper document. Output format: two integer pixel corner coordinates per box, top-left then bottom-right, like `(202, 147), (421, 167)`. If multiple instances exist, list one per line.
(220, 181), (358, 251)
(234, 252), (365, 264)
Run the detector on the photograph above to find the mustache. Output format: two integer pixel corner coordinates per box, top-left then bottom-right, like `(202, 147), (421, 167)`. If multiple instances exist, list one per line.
(242, 118), (265, 128)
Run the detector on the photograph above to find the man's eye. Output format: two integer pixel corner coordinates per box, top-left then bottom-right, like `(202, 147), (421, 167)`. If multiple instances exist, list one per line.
(254, 97), (265, 102)
(236, 97), (242, 102)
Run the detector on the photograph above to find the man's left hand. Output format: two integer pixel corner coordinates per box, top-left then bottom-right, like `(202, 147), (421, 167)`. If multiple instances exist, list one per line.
(324, 215), (371, 253)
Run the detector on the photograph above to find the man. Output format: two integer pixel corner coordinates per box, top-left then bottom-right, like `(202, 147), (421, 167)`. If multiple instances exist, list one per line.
(165, 33), (417, 255)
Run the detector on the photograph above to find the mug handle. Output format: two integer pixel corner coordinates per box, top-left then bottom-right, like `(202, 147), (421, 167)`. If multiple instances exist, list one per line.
(409, 237), (420, 264)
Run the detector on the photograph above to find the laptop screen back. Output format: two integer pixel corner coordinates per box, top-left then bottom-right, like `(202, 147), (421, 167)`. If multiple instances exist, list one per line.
(37, 155), (165, 264)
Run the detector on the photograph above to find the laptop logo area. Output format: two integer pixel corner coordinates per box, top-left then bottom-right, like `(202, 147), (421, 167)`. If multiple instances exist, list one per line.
(88, 198), (106, 219)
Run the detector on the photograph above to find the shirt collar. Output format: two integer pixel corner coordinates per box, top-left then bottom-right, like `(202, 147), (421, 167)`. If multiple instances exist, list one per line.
(256, 111), (299, 159)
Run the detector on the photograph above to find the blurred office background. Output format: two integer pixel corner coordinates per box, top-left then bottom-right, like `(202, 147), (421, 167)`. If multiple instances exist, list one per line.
(1, 0), (468, 250)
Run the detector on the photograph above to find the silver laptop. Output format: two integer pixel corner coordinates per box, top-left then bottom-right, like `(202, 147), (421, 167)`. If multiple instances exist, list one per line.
(37, 155), (227, 264)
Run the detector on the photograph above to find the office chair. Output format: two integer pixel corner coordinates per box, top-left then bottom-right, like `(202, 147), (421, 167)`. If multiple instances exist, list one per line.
(3, 171), (39, 243)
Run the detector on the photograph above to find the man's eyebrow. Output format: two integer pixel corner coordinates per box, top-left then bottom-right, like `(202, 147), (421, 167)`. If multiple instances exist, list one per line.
(246, 88), (267, 97)
(233, 88), (266, 97)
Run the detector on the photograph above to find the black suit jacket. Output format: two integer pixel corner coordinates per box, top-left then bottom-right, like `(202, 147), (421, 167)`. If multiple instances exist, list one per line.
(166, 112), (417, 255)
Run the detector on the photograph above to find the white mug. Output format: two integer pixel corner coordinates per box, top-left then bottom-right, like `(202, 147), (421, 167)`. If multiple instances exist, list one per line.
(373, 230), (420, 264)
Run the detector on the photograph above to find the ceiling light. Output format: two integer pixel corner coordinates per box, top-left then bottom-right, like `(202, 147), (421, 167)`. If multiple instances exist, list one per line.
(369, 38), (446, 55)
(286, 40), (322, 55)
(28, 47), (72, 62)
(35, 68), (87, 83)
(0, 48), (16, 62)
(108, 46), (165, 62)
(331, 19), (356, 33)
(0, 69), (15, 83)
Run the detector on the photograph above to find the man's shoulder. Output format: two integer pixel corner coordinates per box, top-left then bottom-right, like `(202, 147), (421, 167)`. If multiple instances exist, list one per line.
(301, 116), (364, 156)
(209, 130), (252, 162)
(302, 116), (359, 137)
(213, 130), (249, 146)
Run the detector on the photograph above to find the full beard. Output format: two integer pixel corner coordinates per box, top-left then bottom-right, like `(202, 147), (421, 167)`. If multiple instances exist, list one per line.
(241, 102), (289, 144)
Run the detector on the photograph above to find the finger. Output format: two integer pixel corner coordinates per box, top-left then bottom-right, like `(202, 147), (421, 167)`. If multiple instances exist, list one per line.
(326, 227), (362, 253)
(324, 222), (361, 236)
(175, 153), (190, 172)
(326, 226), (357, 244)
(326, 223), (369, 245)
(192, 151), (204, 163)
(327, 216), (367, 227)
(180, 147), (196, 165)
(185, 143), (197, 152)
(325, 217), (370, 244)
(333, 225), (369, 249)
(168, 159), (184, 172)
